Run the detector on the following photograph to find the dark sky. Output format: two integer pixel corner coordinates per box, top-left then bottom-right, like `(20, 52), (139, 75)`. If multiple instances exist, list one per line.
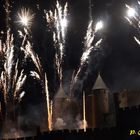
(1, 0), (140, 99)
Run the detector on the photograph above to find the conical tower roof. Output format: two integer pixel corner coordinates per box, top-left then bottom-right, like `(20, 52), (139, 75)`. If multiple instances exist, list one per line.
(92, 73), (108, 90)
(55, 85), (68, 98)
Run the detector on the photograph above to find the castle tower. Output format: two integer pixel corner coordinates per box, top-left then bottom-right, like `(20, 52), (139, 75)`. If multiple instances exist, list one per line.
(53, 86), (68, 120)
(86, 73), (115, 128)
(53, 86), (79, 130)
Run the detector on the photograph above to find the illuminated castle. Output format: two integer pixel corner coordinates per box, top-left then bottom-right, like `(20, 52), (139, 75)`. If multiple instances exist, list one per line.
(85, 73), (140, 129)
(86, 73), (116, 128)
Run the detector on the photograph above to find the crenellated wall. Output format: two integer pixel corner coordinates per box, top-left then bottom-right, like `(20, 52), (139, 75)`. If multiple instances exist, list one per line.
(3, 105), (140, 140)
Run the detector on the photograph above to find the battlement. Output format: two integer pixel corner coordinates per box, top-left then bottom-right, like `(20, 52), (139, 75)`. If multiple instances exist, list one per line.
(2, 105), (140, 140)
(119, 105), (140, 112)
(2, 127), (125, 140)
(117, 105), (140, 128)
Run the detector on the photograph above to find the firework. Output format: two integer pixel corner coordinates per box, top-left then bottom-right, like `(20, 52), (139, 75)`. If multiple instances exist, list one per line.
(0, 29), (27, 129)
(126, 5), (136, 18)
(13, 70), (27, 102)
(18, 19), (53, 131)
(46, 1), (68, 84)
(0, 30), (26, 102)
(74, 20), (103, 83)
(125, 2), (140, 28)
(83, 92), (87, 132)
(95, 20), (104, 32)
(18, 26), (42, 77)
(17, 8), (34, 28)
(45, 74), (53, 131)
(30, 71), (40, 80)
(125, 2), (140, 45)
(81, 21), (103, 65)
(134, 36), (140, 45)
(19, 91), (25, 103)
(45, 2), (71, 129)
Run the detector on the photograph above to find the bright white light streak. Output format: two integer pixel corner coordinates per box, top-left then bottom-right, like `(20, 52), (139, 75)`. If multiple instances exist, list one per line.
(126, 4), (136, 18)
(21, 17), (28, 26)
(95, 20), (103, 32)
(60, 18), (68, 28)
(18, 8), (34, 27)
(134, 36), (140, 45)
(95, 39), (103, 47)
(20, 91), (25, 99)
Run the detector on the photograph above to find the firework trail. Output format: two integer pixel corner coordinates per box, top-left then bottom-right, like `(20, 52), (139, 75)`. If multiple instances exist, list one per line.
(20, 30), (53, 131)
(0, 29), (27, 124)
(134, 36), (140, 45)
(18, 8), (53, 131)
(17, 8), (43, 78)
(74, 20), (103, 83)
(22, 40), (42, 76)
(17, 8), (43, 77)
(83, 92), (87, 132)
(82, 20), (103, 64)
(125, 2), (140, 44)
(18, 91), (25, 103)
(45, 74), (53, 131)
(18, 8), (43, 79)
(45, 1), (68, 84)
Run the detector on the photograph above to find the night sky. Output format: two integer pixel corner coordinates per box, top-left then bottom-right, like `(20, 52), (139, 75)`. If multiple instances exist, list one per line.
(1, 0), (140, 100)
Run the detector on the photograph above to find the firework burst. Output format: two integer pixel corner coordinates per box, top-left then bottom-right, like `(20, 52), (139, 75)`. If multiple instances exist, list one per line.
(0, 0), (106, 133)
(17, 8), (34, 28)
(46, 1), (68, 84)
(125, 2), (140, 44)
(125, 4), (138, 28)
(81, 21), (103, 65)
(18, 18), (53, 131)
(74, 20), (103, 83)
(0, 29), (27, 125)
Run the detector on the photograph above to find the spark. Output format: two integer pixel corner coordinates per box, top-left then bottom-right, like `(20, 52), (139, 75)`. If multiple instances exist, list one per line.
(126, 4), (136, 18)
(18, 8), (34, 28)
(85, 21), (95, 49)
(125, 3), (140, 43)
(22, 41), (42, 75)
(21, 17), (28, 26)
(30, 71), (40, 80)
(46, 1), (68, 84)
(125, 16), (133, 25)
(134, 36), (140, 45)
(81, 21), (103, 65)
(14, 70), (27, 98)
(95, 20), (103, 32)
(81, 21), (94, 64)
(60, 18), (68, 28)
(5, 44), (14, 78)
(83, 92), (87, 132)
(0, 29), (27, 124)
(19, 28), (53, 131)
(74, 20), (103, 84)
(45, 74), (53, 131)
(19, 91), (25, 100)
(95, 38), (103, 47)
(81, 46), (93, 64)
